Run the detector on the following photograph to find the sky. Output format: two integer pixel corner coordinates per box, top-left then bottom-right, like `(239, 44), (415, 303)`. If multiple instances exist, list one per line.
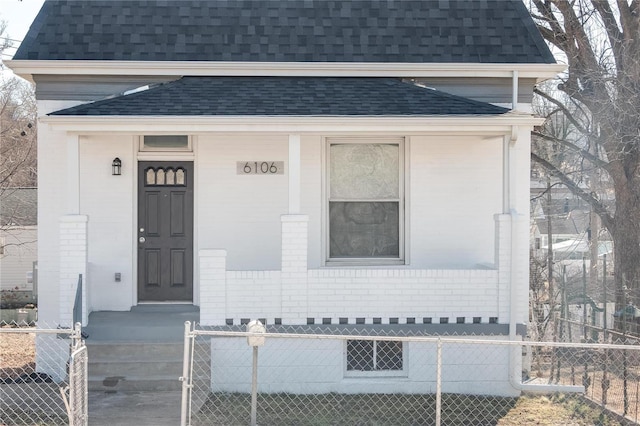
(1, 0), (46, 61)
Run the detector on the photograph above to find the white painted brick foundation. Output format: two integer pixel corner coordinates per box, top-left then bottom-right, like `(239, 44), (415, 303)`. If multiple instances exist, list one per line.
(210, 337), (518, 396)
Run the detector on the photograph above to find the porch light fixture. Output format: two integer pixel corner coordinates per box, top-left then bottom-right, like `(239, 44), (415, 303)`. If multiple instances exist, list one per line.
(112, 157), (122, 176)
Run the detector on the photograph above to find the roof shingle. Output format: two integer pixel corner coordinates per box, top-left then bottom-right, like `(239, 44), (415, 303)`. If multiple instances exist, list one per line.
(15, 0), (555, 64)
(49, 77), (510, 116)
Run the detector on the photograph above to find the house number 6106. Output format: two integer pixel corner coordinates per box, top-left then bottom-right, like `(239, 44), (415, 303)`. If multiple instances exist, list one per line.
(237, 161), (284, 175)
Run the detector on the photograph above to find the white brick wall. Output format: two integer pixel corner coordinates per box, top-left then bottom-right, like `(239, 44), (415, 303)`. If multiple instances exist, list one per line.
(199, 249), (228, 325)
(59, 215), (88, 326)
(306, 268), (498, 323)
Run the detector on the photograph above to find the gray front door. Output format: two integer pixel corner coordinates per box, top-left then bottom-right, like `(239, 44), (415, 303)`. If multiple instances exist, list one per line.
(138, 161), (194, 301)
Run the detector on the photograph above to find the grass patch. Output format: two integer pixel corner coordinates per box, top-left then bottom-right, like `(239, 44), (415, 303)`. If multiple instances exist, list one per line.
(498, 393), (625, 425)
(193, 392), (625, 426)
(0, 407), (67, 425)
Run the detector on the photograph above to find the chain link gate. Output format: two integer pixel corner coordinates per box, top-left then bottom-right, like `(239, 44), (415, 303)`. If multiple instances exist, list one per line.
(64, 336), (88, 426)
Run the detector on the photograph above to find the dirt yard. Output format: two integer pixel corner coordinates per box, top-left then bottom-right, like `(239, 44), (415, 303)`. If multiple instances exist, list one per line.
(0, 327), (36, 379)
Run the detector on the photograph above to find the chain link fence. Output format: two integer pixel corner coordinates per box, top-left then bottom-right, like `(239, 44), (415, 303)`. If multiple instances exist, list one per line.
(180, 323), (640, 426)
(0, 322), (87, 426)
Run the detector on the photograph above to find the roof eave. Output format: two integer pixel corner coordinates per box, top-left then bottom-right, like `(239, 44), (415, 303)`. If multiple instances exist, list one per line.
(6, 60), (565, 82)
(39, 113), (545, 134)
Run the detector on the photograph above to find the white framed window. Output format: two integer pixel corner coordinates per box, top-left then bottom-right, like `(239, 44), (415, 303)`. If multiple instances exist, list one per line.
(140, 135), (191, 152)
(345, 339), (406, 377)
(326, 137), (405, 264)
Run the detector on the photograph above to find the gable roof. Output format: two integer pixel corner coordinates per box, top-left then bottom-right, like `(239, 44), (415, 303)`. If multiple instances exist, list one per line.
(48, 77), (510, 116)
(15, 0), (555, 64)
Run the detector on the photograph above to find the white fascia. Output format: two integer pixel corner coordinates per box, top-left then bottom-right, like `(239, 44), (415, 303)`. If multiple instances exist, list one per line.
(40, 113), (545, 135)
(6, 60), (566, 82)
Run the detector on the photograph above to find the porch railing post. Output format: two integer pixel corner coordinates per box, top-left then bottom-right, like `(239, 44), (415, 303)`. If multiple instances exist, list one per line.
(436, 338), (442, 426)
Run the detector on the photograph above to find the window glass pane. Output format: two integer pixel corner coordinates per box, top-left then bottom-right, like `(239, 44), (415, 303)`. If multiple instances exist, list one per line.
(347, 340), (374, 371)
(143, 135), (188, 149)
(330, 202), (399, 257)
(376, 341), (403, 370)
(330, 144), (399, 199)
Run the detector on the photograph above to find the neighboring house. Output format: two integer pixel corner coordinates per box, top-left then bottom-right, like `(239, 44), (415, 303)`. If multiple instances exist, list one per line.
(9, 0), (563, 395)
(0, 188), (37, 294)
(529, 180), (616, 333)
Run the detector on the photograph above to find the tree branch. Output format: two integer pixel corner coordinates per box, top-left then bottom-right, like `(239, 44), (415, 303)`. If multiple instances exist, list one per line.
(592, 0), (623, 67)
(531, 151), (614, 231)
(534, 87), (597, 139)
(532, 130), (610, 170)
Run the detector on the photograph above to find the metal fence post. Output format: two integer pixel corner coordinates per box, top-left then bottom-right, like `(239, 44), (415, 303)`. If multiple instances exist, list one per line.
(180, 321), (193, 426)
(72, 321), (82, 350)
(436, 338), (442, 426)
(251, 346), (259, 426)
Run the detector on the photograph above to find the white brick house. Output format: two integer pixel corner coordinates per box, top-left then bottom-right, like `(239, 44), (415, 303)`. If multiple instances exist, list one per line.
(8, 0), (564, 395)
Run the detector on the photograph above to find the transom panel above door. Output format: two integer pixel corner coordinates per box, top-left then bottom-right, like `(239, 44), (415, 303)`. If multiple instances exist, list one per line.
(138, 161), (194, 301)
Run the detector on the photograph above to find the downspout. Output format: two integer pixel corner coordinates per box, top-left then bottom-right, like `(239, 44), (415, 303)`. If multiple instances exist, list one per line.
(512, 70), (519, 110)
(505, 122), (584, 393)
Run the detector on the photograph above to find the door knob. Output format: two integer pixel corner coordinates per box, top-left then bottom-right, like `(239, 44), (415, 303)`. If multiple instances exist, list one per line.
(139, 236), (146, 243)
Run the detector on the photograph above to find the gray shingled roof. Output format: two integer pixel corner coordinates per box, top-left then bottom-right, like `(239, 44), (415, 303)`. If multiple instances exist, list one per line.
(15, 0), (555, 64)
(0, 188), (37, 226)
(49, 77), (510, 116)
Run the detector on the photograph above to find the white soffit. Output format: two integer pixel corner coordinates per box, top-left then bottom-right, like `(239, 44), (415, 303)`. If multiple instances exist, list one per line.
(40, 114), (545, 134)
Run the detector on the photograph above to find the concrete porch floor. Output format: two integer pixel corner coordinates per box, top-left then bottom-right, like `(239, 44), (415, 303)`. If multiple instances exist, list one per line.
(83, 304), (200, 342)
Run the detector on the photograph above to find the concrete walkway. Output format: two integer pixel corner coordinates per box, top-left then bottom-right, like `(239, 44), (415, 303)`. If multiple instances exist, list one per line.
(89, 390), (182, 425)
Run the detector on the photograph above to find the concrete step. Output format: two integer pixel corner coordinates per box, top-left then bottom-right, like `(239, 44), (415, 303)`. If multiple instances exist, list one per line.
(86, 341), (209, 392)
(87, 342), (185, 361)
(83, 306), (203, 391)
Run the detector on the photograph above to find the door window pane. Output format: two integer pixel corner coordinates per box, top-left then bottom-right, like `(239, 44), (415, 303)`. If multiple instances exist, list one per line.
(176, 169), (185, 185)
(146, 169), (156, 185)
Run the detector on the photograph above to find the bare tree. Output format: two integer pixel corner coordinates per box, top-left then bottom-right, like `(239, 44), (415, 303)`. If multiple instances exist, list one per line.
(529, 0), (640, 324)
(1, 76), (37, 189)
(0, 21), (37, 245)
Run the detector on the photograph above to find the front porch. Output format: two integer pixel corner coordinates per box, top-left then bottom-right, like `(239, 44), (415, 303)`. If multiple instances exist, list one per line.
(60, 211), (528, 330)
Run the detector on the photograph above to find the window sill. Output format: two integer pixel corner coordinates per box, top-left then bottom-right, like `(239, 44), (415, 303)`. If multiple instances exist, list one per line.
(344, 371), (409, 379)
(325, 259), (405, 268)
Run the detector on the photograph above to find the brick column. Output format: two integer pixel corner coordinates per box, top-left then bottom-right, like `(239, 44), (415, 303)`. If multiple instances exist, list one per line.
(59, 215), (88, 326)
(281, 214), (308, 324)
(199, 249), (227, 326)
